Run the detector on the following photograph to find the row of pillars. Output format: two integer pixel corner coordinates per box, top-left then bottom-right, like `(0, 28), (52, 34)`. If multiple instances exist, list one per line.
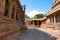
(50, 15), (56, 23)
(50, 14), (60, 23)
(4, 0), (20, 21)
(32, 20), (40, 27)
(7, 2), (19, 20)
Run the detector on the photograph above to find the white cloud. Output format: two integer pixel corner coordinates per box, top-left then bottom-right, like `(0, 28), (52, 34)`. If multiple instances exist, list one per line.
(26, 9), (44, 18)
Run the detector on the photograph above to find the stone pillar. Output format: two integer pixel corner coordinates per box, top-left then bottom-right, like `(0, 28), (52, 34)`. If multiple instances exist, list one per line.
(50, 16), (52, 23)
(8, 1), (13, 19)
(58, 15), (60, 23)
(17, 9), (21, 22)
(18, 11), (21, 27)
(54, 15), (56, 23)
(37, 21), (39, 27)
(51, 16), (53, 23)
(59, 15), (60, 22)
(53, 14), (57, 30)
(33, 21), (34, 27)
(0, 0), (6, 17)
(17, 10), (19, 21)
(13, 7), (16, 20)
(14, 12), (16, 20)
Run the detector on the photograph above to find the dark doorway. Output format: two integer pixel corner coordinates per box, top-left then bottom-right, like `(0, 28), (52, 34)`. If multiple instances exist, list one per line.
(11, 6), (14, 19)
(38, 21), (41, 27)
(30, 21), (33, 24)
(5, 10), (8, 16)
(34, 21), (37, 25)
(16, 13), (18, 20)
(34, 20), (41, 28)
(4, 0), (9, 17)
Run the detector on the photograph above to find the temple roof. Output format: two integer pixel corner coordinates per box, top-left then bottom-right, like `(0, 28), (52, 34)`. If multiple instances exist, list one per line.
(46, 0), (60, 16)
(46, 6), (60, 16)
(25, 17), (47, 21)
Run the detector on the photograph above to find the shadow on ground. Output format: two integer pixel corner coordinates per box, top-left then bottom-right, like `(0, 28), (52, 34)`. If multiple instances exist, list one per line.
(14, 28), (57, 40)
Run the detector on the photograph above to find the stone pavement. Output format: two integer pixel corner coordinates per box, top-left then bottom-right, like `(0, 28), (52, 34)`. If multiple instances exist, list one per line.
(37, 28), (60, 40)
(14, 27), (57, 40)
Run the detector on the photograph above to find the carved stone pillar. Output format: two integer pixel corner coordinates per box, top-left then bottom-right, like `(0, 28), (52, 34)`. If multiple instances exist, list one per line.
(54, 15), (56, 23)
(8, 1), (13, 19)
(0, 0), (6, 17)
(14, 11), (16, 20)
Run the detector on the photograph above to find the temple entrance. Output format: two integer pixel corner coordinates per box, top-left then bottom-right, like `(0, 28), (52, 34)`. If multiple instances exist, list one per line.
(33, 20), (41, 28)
(34, 21), (37, 25)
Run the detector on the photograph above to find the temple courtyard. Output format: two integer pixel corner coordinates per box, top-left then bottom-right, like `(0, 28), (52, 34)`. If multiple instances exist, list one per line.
(13, 27), (60, 40)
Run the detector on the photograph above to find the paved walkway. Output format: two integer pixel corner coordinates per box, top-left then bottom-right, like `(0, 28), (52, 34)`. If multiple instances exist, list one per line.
(14, 27), (57, 40)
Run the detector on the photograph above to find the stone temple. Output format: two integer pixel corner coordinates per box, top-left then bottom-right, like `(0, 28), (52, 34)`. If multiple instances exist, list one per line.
(0, 0), (27, 40)
(46, 0), (60, 30)
(25, 0), (60, 30)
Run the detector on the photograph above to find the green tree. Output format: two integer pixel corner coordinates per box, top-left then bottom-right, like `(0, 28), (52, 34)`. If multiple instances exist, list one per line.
(25, 15), (30, 19)
(33, 14), (44, 18)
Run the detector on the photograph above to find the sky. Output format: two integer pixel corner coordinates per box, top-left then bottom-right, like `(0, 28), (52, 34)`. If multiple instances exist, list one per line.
(20, 0), (54, 18)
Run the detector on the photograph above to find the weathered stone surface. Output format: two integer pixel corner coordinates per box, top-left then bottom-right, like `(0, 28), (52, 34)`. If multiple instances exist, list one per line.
(14, 27), (57, 40)
(0, 0), (27, 40)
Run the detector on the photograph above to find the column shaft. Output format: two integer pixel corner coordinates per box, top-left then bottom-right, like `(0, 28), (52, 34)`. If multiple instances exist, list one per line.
(14, 12), (16, 20)
(33, 21), (34, 26)
(37, 21), (39, 27)
(8, 1), (13, 19)
(54, 15), (56, 23)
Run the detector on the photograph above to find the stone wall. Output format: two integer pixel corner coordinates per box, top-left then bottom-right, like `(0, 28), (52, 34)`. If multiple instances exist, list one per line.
(0, 0), (27, 40)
